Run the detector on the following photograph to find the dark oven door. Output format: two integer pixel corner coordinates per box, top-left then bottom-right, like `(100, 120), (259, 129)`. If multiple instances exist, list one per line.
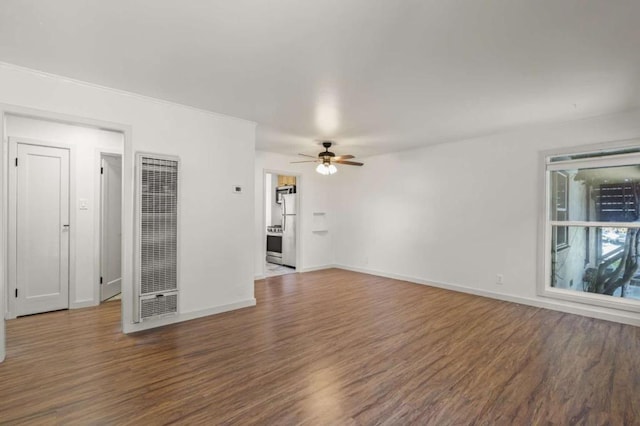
(267, 234), (282, 255)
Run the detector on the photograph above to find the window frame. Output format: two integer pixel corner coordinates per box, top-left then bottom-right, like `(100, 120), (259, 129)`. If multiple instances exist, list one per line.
(538, 140), (640, 313)
(551, 171), (569, 250)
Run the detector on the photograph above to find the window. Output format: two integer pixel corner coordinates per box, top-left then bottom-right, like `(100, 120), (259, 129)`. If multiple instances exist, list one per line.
(541, 145), (640, 312)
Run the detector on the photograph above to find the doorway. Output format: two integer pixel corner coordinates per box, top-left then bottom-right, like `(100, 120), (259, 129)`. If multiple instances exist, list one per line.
(4, 114), (125, 320)
(1, 108), (131, 362)
(100, 154), (122, 302)
(9, 141), (70, 316)
(264, 172), (299, 277)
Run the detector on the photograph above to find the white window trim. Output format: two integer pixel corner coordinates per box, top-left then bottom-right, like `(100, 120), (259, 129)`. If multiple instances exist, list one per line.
(552, 171), (569, 250)
(538, 139), (640, 313)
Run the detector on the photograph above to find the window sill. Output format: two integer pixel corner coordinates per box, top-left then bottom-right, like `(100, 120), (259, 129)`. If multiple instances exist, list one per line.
(539, 286), (640, 313)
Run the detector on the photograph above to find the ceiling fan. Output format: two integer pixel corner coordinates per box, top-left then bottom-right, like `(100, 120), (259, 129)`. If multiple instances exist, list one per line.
(291, 141), (364, 175)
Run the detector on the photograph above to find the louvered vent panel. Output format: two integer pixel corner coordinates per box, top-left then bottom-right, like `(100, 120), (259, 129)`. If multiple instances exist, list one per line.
(140, 157), (178, 295)
(141, 293), (178, 319)
(136, 153), (179, 322)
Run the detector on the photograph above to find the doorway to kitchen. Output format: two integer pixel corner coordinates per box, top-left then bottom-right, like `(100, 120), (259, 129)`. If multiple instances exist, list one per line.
(264, 172), (299, 277)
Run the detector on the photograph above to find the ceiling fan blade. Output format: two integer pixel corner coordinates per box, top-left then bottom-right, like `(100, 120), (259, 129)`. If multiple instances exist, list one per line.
(333, 154), (355, 161)
(298, 153), (318, 159)
(290, 160), (319, 163)
(335, 160), (364, 166)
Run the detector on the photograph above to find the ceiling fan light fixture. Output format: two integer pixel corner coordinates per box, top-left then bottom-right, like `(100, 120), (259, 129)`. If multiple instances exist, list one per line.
(296, 141), (360, 174)
(316, 163), (330, 175)
(315, 162), (337, 175)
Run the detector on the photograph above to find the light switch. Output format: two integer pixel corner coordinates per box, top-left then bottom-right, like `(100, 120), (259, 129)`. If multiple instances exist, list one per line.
(79, 199), (89, 210)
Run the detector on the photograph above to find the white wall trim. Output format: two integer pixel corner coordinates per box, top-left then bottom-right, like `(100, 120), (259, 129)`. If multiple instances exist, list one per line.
(255, 264), (333, 279)
(298, 264), (335, 273)
(122, 298), (256, 333)
(334, 264), (640, 327)
(0, 62), (257, 128)
(70, 299), (97, 309)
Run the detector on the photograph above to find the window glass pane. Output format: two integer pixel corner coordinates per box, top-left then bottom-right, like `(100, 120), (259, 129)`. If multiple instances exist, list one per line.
(551, 225), (640, 301)
(550, 165), (640, 222)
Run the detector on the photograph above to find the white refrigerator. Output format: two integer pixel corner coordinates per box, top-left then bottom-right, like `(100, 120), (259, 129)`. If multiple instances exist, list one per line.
(281, 193), (297, 268)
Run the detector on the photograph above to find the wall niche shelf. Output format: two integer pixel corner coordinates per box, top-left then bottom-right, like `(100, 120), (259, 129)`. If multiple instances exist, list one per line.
(312, 212), (328, 233)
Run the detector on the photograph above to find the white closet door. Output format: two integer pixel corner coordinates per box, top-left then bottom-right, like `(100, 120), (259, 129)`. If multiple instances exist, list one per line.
(14, 143), (70, 316)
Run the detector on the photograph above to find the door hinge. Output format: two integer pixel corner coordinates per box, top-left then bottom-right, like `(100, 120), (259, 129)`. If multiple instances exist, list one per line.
(15, 158), (18, 167)
(100, 167), (104, 174)
(100, 276), (103, 284)
(15, 288), (18, 298)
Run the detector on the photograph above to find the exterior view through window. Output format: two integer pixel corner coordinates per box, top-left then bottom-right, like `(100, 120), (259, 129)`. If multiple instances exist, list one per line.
(545, 148), (640, 309)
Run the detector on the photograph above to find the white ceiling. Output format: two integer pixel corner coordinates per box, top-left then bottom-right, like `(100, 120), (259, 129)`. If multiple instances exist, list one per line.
(1, 1), (639, 158)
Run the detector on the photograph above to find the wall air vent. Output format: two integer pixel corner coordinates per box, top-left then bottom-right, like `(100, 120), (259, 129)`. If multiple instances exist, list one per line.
(141, 293), (178, 320)
(135, 153), (179, 321)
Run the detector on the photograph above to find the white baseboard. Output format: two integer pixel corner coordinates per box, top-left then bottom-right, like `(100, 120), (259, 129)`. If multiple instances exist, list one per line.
(70, 299), (98, 309)
(298, 264), (335, 273)
(255, 264), (333, 279)
(5, 298), (98, 318)
(123, 298), (257, 333)
(334, 264), (640, 327)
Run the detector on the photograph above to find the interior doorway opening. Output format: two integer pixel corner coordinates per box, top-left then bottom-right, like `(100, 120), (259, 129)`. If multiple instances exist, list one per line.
(100, 153), (122, 303)
(264, 172), (299, 277)
(5, 114), (124, 319)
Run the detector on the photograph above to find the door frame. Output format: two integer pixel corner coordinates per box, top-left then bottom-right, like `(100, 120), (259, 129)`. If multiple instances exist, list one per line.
(7, 137), (76, 319)
(261, 169), (302, 278)
(95, 151), (123, 303)
(0, 104), (133, 363)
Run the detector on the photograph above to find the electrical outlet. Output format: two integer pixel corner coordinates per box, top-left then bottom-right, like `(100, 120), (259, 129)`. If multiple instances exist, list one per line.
(364, 256), (369, 265)
(496, 274), (504, 285)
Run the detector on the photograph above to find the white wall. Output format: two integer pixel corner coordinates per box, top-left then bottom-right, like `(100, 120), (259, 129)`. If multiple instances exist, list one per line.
(333, 108), (640, 325)
(255, 151), (333, 277)
(0, 63), (256, 341)
(268, 173), (282, 226)
(5, 115), (123, 310)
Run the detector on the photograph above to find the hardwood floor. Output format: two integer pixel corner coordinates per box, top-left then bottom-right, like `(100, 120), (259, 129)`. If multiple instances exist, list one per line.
(0, 268), (639, 424)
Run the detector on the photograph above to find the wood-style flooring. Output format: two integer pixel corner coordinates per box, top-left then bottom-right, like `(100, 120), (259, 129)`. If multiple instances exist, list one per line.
(0, 268), (639, 424)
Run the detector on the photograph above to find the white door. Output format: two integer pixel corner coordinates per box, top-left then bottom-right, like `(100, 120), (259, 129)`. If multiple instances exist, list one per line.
(100, 155), (122, 301)
(13, 142), (70, 316)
